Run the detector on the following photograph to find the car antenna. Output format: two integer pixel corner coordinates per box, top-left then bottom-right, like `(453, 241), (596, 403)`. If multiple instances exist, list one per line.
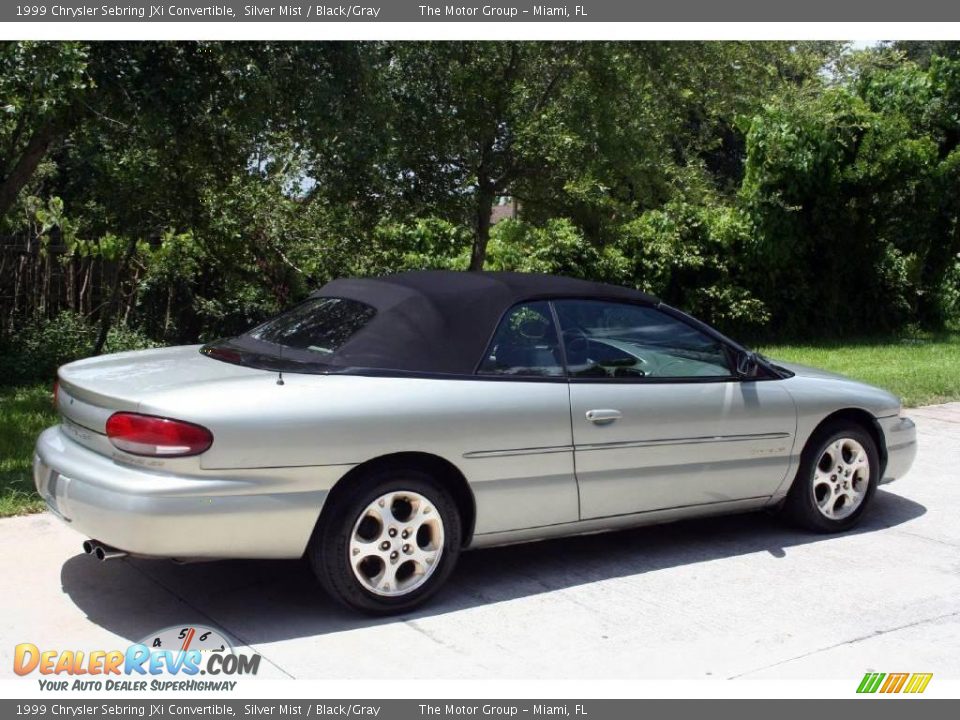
(276, 371), (285, 386)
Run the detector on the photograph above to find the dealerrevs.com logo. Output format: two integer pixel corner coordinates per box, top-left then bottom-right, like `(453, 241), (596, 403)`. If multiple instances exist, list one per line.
(857, 672), (933, 694)
(13, 625), (260, 692)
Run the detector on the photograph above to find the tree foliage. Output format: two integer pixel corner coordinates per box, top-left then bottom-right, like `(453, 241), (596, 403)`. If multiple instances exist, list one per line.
(742, 51), (960, 335)
(0, 40), (958, 378)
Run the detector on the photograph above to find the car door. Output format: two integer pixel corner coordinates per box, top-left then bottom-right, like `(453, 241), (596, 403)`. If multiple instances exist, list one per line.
(468, 300), (580, 533)
(553, 299), (797, 520)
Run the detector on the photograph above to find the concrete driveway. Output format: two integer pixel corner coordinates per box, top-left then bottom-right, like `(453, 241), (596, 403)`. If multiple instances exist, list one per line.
(1, 405), (958, 680)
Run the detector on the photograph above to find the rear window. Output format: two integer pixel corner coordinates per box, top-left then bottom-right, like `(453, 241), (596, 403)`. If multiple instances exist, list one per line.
(248, 297), (376, 355)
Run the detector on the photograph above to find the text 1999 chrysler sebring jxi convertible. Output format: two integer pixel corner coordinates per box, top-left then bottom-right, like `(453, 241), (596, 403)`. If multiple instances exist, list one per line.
(34, 271), (917, 613)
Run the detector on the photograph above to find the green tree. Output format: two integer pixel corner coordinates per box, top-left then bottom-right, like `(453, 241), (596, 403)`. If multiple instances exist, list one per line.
(0, 42), (88, 219)
(375, 42), (594, 270)
(375, 42), (841, 270)
(742, 52), (960, 336)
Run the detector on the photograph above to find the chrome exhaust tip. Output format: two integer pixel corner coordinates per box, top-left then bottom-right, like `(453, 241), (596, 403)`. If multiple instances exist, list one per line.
(93, 544), (127, 561)
(82, 540), (97, 555)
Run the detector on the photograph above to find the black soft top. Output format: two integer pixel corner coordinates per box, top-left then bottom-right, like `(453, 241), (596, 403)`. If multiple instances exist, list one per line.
(217, 271), (659, 376)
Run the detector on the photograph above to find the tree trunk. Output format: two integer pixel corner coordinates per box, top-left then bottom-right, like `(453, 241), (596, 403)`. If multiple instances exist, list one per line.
(92, 238), (138, 356)
(468, 185), (497, 272)
(0, 121), (59, 219)
(79, 258), (90, 315)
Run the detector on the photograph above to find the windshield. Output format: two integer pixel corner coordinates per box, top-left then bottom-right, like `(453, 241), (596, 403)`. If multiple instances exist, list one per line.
(248, 296), (376, 355)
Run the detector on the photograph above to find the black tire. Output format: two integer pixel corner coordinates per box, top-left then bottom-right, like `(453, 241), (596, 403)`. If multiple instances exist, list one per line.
(782, 420), (880, 533)
(308, 466), (462, 615)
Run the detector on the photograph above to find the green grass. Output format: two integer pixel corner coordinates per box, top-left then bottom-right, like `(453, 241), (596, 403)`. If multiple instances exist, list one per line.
(0, 332), (958, 517)
(0, 384), (56, 517)
(760, 331), (960, 408)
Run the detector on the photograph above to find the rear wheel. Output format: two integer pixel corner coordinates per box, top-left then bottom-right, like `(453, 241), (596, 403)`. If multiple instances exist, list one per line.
(309, 467), (461, 614)
(783, 421), (879, 532)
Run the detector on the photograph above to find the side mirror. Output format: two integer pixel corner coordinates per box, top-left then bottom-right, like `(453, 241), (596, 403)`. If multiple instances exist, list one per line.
(736, 351), (760, 378)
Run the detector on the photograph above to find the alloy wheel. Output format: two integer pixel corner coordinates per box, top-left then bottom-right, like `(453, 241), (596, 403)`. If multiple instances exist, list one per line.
(812, 437), (870, 520)
(348, 490), (445, 596)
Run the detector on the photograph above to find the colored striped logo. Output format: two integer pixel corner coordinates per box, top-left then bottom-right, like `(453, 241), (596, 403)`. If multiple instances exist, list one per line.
(857, 672), (933, 694)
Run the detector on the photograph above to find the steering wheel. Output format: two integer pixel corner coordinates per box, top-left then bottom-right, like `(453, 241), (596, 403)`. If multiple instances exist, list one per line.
(517, 316), (549, 340)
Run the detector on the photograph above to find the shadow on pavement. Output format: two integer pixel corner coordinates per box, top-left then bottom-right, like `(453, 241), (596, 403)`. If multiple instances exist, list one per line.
(60, 488), (925, 648)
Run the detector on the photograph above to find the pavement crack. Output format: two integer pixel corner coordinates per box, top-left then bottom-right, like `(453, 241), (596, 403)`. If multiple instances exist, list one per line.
(403, 618), (455, 649)
(728, 609), (960, 679)
(403, 618), (484, 664)
(123, 560), (296, 679)
(891, 528), (960, 549)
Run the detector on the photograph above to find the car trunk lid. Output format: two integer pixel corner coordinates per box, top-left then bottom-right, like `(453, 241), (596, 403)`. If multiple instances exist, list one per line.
(57, 345), (267, 437)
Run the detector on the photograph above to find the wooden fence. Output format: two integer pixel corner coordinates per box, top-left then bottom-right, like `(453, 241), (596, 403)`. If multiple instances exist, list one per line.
(0, 233), (121, 333)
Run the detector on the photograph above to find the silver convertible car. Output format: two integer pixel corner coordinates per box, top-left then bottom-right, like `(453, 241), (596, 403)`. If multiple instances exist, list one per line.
(35, 271), (917, 613)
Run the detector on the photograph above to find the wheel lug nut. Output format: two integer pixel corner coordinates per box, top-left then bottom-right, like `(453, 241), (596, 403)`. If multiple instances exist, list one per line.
(402, 529), (410, 539)
(403, 544), (411, 554)
(380, 541), (390, 550)
(390, 551), (398, 559)
(388, 528), (397, 537)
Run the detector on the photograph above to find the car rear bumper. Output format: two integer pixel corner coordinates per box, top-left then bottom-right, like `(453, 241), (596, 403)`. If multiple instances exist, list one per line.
(33, 425), (342, 559)
(878, 414), (917, 483)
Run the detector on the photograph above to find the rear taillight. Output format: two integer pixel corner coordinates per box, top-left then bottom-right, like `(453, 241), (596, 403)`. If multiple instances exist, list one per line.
(105, 412), (213, 457)
(52, 380), (59, 410)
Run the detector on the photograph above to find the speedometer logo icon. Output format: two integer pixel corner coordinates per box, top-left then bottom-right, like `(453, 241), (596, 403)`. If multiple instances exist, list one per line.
(139, 625), (233, 654)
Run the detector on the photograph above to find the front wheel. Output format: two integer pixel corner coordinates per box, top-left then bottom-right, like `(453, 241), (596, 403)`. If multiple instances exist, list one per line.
(309, 468), (462, 614)
(783, 421), (880, 533)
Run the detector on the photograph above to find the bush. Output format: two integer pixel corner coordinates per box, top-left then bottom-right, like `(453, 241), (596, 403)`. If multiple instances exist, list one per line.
(361, 218), (472, 274)
(741, 57), (960, 338)
(487, 218), (630, 284)
(616, 201), (770, 338)
(0, 312), (156, 386)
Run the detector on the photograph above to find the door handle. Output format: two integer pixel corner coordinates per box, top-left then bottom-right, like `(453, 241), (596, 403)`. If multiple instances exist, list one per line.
(585, 409), (622, 424)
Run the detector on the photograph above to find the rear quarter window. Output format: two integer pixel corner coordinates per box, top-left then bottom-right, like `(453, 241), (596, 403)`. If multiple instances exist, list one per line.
(248, 297), (376, 355)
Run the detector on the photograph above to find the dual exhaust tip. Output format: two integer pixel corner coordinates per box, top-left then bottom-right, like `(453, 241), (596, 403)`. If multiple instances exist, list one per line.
(82, 539), (127, 562)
